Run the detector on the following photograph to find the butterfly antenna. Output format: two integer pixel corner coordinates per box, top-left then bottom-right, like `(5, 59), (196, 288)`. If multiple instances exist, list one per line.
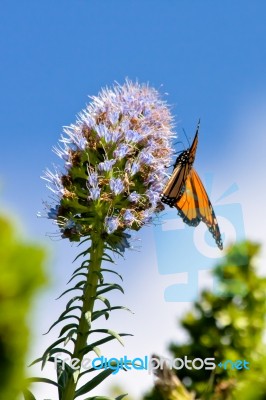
(196, 118), (201, 133)
(182, 128), (191, 147)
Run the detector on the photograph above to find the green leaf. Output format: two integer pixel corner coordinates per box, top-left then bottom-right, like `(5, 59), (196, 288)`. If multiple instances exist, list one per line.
(101, 268), (123, 281)
(72, 263), (89, 275)
(42, 337), (69, 362)
(55, 357), (74, 398)
(73, 248), (91, 263)
(83, 397), (114, 400)
(59, 305), (82, 320)
(82, 395), (128, 400)
(26, 377), (63, 388)
(104, 245), (124, 257)
(92, 346), (101, 357)
(44, 314), (80, 335)
(56, 285), (84, 300)
(95, 296), (111, 310)
(67, 272), (88, 284)
(79, 333), (131, 356)
(41, 347), (73, 370)
(64, 329), (77, 345)
(96, 283), (124, 296)
(91, 309), (109, 322)
(74, 369), (114, 398)
(101, 252), (115, 263)
(65, 296), (83, 311)
(22, 389), (37, 400)
(92, 306), (132, 322)
(59, 323), (79, 338)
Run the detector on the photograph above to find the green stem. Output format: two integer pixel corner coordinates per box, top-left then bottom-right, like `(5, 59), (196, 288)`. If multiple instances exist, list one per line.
(61, 231), (104, 400)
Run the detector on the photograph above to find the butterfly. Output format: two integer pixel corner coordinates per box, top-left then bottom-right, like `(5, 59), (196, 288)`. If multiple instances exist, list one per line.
(161, 121), (223, 250)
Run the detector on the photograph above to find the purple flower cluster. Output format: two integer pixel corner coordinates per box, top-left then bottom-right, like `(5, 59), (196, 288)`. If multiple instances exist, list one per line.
(42, 80), (175, 240)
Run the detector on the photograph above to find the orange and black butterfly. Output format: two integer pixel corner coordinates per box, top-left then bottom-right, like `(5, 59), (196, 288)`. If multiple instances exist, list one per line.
(161, 121), (223, 250)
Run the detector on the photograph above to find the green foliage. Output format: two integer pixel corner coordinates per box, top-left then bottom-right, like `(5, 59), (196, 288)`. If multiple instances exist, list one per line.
(0, 214), (46, 399)
(28, 235), (133, 400)
(144, 242), (266, 400)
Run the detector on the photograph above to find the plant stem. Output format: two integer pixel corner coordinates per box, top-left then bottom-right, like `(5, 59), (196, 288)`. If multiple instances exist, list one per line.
(61, 231), (104, 400)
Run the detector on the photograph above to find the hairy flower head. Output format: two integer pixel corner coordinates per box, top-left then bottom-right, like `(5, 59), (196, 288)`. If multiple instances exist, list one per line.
(42, 80), (175, 249)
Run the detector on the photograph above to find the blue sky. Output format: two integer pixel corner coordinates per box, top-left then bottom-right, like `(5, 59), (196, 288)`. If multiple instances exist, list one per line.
(1, 1), (266, 399)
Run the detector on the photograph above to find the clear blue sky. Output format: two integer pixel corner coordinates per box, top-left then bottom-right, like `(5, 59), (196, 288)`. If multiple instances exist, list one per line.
(1, 1), (266, 398)
(1, 0), (266, 222)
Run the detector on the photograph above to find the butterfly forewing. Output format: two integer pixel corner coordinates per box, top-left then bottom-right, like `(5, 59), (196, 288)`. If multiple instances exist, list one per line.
(161, 126), (199, 206)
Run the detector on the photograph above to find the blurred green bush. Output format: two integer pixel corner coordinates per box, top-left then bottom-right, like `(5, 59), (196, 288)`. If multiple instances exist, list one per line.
(144, 242), (266, 400)
(0, 214), (46, 399)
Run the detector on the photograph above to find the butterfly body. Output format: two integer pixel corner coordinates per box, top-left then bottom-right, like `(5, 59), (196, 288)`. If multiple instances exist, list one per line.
(161, 122), (223, 250)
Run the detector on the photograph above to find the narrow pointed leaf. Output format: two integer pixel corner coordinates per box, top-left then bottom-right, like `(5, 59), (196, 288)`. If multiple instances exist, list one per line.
(67, 272), (88, 284)
(66, 296), (83, 310)
(41, 347), (73, 370)
(92, 306), (132, 322)
(72, 263), (89, 275)
(22, 389), (37, 400)
(59, 322), (78, 338)
(73, 249), (90, 263)
(80, 333), (131, 356)
(64, 328), (77, 345)
(101, 268), (123, 281)
(95, 296), (111, 310)
(26, 377), (63, 388)
(74, 369), (114, 397)
(56, 285), (84, 301)
(44, 314), (80, 335)
(96, 283), (124, 296)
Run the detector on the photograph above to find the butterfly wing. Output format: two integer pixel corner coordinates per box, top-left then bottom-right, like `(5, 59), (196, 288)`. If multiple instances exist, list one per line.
(161, 161), (190, 206)
(175, 168), (223, 250)
(161, 122), (200, 206)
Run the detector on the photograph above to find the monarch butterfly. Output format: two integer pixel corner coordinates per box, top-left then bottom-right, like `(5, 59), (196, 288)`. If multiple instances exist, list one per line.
(161, 121), (223, 250)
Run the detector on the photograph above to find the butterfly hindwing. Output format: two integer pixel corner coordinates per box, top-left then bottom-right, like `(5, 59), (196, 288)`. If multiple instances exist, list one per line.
(175, 169), (223, 250)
